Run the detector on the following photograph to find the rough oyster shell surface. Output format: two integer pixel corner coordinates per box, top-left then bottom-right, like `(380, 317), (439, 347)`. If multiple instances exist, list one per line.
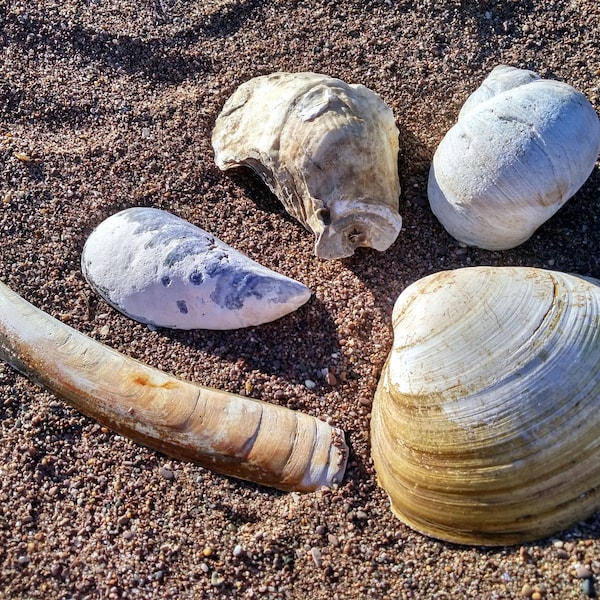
(371, 266), (600, 545)
(212, 72), (402, 259)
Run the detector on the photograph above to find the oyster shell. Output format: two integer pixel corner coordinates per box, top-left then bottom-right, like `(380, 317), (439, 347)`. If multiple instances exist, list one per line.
(81, 207), (311, 330)
(212, 72), (402, 259)
(371, 266), (600, 545)
(0, 278), (348, 492)
(428, 65), (600, 250)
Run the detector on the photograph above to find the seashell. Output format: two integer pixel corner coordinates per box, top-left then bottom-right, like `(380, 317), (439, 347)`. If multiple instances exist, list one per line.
(81, 207), (311, 330)
(212, 72), (402, 260)
(0, 278), (348, 492)
(428, 65), (600, 250)
(371, 266), (600, 545)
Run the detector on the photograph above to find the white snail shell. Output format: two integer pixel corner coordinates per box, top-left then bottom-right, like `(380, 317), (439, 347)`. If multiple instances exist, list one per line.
(428, 65), (600, 250)
(212, 72), (402, 260)
(371, 266), (600, 545)
(81, 207), (311, 330)
(0, 279), (348, 492)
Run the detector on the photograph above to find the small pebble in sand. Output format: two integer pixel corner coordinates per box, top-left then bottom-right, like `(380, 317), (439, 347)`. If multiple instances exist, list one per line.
(521, 583), (533, 597)
(574, 565), (593, 579)
(310, 547), (323, 568)
(158, 466), (175, 481)
(582, 578), (595, 597)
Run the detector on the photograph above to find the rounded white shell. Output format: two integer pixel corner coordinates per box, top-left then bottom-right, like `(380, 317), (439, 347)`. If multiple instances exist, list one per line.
(212, 72), (402, 260)
(428, 65), (600, 250)
(371, 266), (600, 545)
(81, 207), (311, 330)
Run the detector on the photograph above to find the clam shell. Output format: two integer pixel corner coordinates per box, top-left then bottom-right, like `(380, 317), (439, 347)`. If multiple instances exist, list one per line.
(212, 72), (402, 259)
(428, 65), (600, 250)
(371, 266), (600, 545)
(81, 207), (311, 329)
(0, 278), (348, 492)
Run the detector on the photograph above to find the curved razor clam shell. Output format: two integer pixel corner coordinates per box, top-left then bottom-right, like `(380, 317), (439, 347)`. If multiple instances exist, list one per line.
(81, 207), (311, 330)
(428, 65), (600, 250)
(212, 72), (402, 259)
(371, 266), (600, 545)
(0, 279), (348, 492)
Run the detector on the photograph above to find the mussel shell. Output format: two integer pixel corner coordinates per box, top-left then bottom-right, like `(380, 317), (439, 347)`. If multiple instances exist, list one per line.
(371, 266), (600, 545)
(81, 207), (311, 329)
(428, 65), (600, 250)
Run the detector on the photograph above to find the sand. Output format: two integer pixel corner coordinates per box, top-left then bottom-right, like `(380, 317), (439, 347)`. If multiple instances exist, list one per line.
(1, 0), (599, 598)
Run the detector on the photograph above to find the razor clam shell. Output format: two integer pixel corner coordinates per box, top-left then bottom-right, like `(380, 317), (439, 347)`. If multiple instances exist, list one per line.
(371, 266), (600, 545)
(81, 207), (311, 330)
(0, 279), (348, 492)
(212, 72), (402, 259)
(428, 65), (600, 250)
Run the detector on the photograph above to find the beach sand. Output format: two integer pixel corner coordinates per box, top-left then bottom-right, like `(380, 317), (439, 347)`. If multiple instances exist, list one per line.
(1, 1), (599, 598)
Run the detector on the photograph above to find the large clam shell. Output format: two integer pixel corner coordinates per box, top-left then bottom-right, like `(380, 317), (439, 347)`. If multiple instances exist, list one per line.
(81, 207), (311, 330)
(371, 266), (600, 545)
(212, 72), (402, 260)
(428, 65), (600, 250)
(0, 279), (348, 492)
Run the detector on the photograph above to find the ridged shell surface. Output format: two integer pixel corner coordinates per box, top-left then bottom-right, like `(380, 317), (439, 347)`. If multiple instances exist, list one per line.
(428, 65), (600, 250)
(371, 266), (600, 545)
(0, 279), (348, 492)
(212, 72), (402, 259)
(81, 207), (311, 329)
